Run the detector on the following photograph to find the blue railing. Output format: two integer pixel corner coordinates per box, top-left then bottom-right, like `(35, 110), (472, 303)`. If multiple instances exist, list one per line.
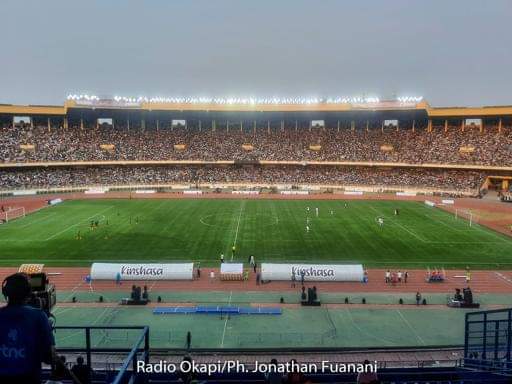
(464, 307), (512, 375)
(54, 326), (150, 384)
(111, 326), (149, 384)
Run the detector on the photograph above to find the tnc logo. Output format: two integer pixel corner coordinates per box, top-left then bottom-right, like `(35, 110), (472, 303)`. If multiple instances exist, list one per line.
(0, 345), (26, 359)
(1, 328), (26, 359)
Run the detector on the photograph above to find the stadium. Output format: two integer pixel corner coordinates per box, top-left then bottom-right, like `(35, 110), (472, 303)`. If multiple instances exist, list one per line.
(1, 93), (512, 383)
(3, 0), (512, 382)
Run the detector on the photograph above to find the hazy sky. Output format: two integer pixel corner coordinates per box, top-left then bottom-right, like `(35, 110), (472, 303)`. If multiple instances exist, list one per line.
(1, 0), (511, 107)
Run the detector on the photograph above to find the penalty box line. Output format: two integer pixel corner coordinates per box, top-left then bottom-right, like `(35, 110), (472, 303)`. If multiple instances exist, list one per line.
(45, 206), (114, 241)
(368, 205), (428, 243)
(367, 205), (501, 245)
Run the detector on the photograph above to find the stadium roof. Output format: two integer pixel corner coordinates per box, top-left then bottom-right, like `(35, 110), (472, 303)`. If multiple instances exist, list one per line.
(0, 97), (512, 118)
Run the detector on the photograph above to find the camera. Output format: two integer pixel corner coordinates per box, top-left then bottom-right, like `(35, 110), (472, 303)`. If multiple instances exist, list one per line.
(27, 273), (57, 315)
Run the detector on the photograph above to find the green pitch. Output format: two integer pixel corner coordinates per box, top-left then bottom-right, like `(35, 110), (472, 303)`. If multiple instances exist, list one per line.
(51, 305), (471, 349)
(50, 291), (512, 349)
(1, 198), (511, 268)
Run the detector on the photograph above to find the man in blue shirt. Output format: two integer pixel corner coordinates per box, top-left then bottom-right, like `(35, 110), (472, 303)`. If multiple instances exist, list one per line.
(0, 273), (55, 384)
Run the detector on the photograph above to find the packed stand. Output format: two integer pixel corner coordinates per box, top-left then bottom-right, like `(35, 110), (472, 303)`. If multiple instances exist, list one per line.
(0, 165), (487, 192)
(1, 123), (512, 165)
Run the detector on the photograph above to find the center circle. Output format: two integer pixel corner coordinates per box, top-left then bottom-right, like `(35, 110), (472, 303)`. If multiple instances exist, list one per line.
(199, 213), (278, 229)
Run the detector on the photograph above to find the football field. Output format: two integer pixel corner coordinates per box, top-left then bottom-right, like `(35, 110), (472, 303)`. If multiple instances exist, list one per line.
(1, 198), (512, 268)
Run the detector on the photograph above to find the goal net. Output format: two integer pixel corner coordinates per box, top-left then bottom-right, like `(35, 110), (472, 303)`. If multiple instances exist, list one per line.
(455, 209), (478, 227)
(0, 207), (26, 223)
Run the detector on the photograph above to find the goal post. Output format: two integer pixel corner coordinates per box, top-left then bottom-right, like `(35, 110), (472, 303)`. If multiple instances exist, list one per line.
(455, 208), (477, 227)
(0, 207), (26, 223)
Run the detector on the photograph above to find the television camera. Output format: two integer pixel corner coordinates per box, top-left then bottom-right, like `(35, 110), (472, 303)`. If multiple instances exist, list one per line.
(27, 272), (57, 315)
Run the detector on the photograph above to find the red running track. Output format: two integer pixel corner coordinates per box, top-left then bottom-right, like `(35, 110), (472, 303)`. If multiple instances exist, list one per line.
(1, 267), (512, 294)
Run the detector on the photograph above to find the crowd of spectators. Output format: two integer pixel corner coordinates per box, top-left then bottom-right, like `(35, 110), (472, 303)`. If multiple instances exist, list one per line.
(1, 123), (506, 192)
(499, 191), (512, 202)
(0, 165), (486, 192)
(1, 124), (511, 165)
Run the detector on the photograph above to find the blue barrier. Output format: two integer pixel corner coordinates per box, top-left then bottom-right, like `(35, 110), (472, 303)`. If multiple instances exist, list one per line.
(153, 306), (282, 315)
(239, 307), (282, 315)
(53, 325), (149, 384)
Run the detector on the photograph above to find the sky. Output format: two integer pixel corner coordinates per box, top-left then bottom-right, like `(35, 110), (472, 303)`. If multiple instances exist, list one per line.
(1, 0), (511, 107)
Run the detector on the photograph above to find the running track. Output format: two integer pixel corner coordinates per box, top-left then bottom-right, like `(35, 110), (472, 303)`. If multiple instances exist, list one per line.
(1, 267), (511, 294)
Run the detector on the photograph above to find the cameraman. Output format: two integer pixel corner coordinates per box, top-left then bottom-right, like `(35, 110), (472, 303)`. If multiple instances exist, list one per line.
(0, 272), (56, 384)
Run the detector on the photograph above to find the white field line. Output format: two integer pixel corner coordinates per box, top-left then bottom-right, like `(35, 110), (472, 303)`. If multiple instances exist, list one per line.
(45, 206), (114, 241)
(200, 213), (278, 229)
(368, 205), (427, 243)
(51, 307), (75, 317)
(0, 205), (51, 229)
(494, 272), (512, 286)
(396, 309), (426, 346)
(220, 291), (233, 347)
(424, 214), (471, 233)
(231, 202), (244, 261)
(430, 207), (510, 244)
(345, 308), (398, 345)
(62, 280), (85, 302)
(55, 307), (110, 343)
(416, 207), (509, 245)
(20, 213), (57, 228)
